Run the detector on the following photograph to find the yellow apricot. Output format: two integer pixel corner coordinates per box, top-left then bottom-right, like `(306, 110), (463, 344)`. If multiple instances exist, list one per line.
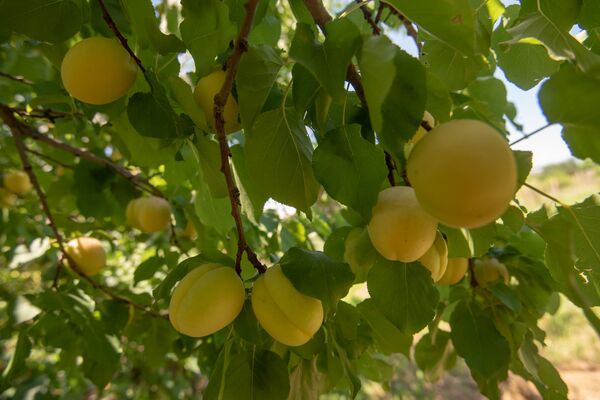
(126, 197), (171, 233)
(407, 119), (517, 229)
(437, 257), (469, 285)
(404, 111), (435, 158)
(473, 258), (509, 287)
(61, 37), (137, 105)
(417, 232), (448, 282)
(252, 265), (324, 346)
(0, 188), (17, 207)
(3, 170), (32, 195)
(65, 237), (106, 276)
(169, 263), (245, 337)
(368, 186), (438, 262)
(193, 70), (241, 134)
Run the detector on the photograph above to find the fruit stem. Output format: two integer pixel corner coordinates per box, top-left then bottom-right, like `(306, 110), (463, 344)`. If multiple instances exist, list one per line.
(213, 0), (266, 275)
(509, 123), (555, 146)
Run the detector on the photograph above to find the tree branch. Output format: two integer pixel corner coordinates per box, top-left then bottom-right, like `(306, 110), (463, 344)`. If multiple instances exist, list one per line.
(9, 106), (83, 122)
(213, 0), (266, 274)
(0, 71), (34, 86)
(0, 105), (166, 319)
(381, 2), (422, 52)
(96, 0), (146, 73)
(25, 147), (75, 169)
(510, 123), (554, 146)
(354, 0), (381, 35)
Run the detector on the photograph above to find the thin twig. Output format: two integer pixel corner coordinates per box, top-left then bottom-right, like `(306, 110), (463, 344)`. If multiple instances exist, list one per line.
(381, 2), (421, 52)
(10, 106), (83, 122)
(374, 3), (385, 24)
(25, 148), (75, 169)
(510, 123), (554, 146)
(354, 0), (381, 35)
(523, 182), (563, 205)
(0, 71), (34, 86)
(0, 105), (167, 319)
(96, 0), (146, 73)
(213, 0), (266, 274)
(16, 123), (162, 197)
(384, 151), (396, 186)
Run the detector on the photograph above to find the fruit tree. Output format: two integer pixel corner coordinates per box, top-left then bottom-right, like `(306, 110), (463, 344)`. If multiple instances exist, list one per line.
(0, 0), (599, 399)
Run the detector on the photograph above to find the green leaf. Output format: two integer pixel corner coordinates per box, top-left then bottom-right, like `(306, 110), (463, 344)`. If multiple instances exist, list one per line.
(0, 0), (87, 43)
(195, 135), (229, 198)
(357, 299), (412, 355)
(134, 256), (165, 285)
(290, 20), (361, 101)
(292, 64), (320, 113)
(514, 150), (533, 190)
(230, 144), (268, 223)
(414, 331), (457, 381)
(426, 72), (452, 122)
(358, 36), (426, 158)
(1, 331), (31, 383)
(245, 108), (320, 215)
(280, 247), (354, 314)
(194, 175), (233, 234)
(127, 91), (184, 139)
(494, 22), (560, 90)
(180, 0), (236, 77)
(367, 259), (439, 333)
(237, 45), (284, 129)
(206, 350), (290, 400)
(539, 66), (600, 162)
(168, 76), (208, 129)
(384, 0), (477, 55)
(450, 300), (510, 380)
(439, 223), (497, 258)
(312, 125), (387, 219)
(579, 0), (600, 30)
(506, 1), (600, 77)
(422, 38), (486, 91)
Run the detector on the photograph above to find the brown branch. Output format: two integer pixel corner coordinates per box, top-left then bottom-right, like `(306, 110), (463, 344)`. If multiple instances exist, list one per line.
(374, 3), (385, 24)
(213, 0), (266, 275)
(384, 151), (396, 186)
(15, 123), (163, 198)
(355, 0), (381, 35)
(381, 2), (421, 52)
(468, 258), (478, 288)
(25, 148), (75, 169)
(96, 0), (146, 73)
(0, 105), (167, 319)
(9, 106), (83, 122)
(0, 71), (34, 86)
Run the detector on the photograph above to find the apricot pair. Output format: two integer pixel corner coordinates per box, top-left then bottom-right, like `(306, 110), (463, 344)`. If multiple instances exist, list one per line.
(169, 264), (324, 347)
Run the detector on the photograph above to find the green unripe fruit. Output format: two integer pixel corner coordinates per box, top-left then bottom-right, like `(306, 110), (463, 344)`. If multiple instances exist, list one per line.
(368, 186), (438, 262)
(252, 265), (324, 346)
(169, 263), (245, 337)
(61, 37), (137, 105)
(407, 119), (517, 228)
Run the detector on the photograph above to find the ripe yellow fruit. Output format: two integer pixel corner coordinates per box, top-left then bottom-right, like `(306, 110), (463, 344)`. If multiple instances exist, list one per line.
(0, 188), (17, 207)
(252, 265), (324, 346)
(473, 258), (509, 287)
(407, 119), (517, 229)
(417, 232), (448, 282)
(368, 186), (438, 262)
(169, 263), (245, 337)
(193, 70), (241, 134)
(404, 111), (435, 158)
(65, 237), (106, 276)
(3, 170), (32, 195)
(126, 197), (171, 233)
(61, 37), (137, 105)
(437, 257), (469, 285)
